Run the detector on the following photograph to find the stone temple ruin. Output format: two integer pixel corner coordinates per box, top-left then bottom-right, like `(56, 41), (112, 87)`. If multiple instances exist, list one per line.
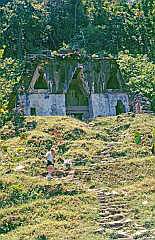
(19, 54), (129, 119)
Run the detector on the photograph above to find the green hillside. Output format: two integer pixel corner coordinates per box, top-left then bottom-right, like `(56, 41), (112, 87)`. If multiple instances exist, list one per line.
(0, 114), (155, 240)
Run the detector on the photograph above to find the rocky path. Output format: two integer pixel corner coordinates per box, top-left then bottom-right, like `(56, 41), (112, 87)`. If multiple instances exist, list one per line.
(96, 189), (155, 240)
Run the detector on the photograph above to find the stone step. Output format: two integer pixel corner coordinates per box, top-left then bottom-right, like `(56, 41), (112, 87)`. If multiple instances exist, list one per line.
(133, 230), (150, 239)
(100, 208), (129, 215)
(99, 194), (128, 200)
(100, 219), (132, 229)
(99, 211), (110, 217)
(100, 213), (126, 221)
(97, 194), (106, 198)
(105, 191), (120, 196)
(99, 200), (130, 206)
(100, 203), (128, 210)
(99, 199), (129, 208)
(95, 229), (133, 238)
(114, 231), (133, 239)
(111, 203), (128, 208)
(95, 188), (109, 192)
(81, 171), (91, 174)
(98, 193), (128, 199)
(142, 238), (154, 240)
(100, 205), (128, 211)
(116, 238), (133, 240)
(98, 199), (106, 204)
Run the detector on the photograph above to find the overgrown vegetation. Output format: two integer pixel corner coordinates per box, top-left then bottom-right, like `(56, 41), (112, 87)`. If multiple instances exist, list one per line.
(0, 0), (154, 58)
(117, 52), (155, 108)
(0, 0), (155, 113)
(0, 1), (155, 239)
(0, 114), (155, 239)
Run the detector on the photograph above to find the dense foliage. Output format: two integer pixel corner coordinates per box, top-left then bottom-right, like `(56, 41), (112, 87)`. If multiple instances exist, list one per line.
(0, 58), (23, 110)
(0, 0), (154, 58)
(117, 52), (155, 106)
(0, 115), (155, 239)
(0, 49), (25, 126)
(0, 0), (155, 112)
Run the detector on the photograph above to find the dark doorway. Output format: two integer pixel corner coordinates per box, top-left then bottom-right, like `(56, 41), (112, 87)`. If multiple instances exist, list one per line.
(116, 100), (126, 115)
(66, 68), (89, 119)
(107, 77), (120, 89)
(106, 65), (121, 89)
(30, 107), (36, 116)
(34, 68), (48, 89)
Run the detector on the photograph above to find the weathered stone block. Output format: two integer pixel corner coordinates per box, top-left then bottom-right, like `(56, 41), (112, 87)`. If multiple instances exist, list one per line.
(19, 93), (66, 116)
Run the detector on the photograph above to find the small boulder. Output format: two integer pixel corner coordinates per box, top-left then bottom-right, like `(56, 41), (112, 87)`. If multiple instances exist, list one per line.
(14, 165), (25, 172)
(116, 231), (133, 239)
(95, 228), (104, 234)
(133, 230), (150, 239)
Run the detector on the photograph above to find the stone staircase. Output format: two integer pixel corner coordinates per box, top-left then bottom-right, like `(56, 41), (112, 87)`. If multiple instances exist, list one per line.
(51, 108), (155, 238)
(73, 160), (154, 240)
(71, 168), (155, 240)
(62, 147), (155, 240)
(95, 189), (155, 240)
(97, 189), (132, 239)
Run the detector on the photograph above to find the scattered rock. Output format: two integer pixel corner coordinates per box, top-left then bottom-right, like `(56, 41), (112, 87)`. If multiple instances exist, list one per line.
(115, 231), (133, 239)
(5, 169), (11, 174)
(106, 190), (119, 196)
(150, 228), (155, 236)
(142, 200), (148, 205)
(94, 227), (104, 234)
(14, 165), (25, 172)
(133, 230), (150, 239)
(102, 213), (125, 221)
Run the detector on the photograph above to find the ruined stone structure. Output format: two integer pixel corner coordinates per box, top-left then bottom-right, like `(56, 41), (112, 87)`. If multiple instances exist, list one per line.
(19, 54), (129, 119)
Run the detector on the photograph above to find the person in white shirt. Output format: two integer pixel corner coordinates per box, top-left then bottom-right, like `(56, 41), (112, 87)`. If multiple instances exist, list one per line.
(45, 148), (55, 180)
(64, 159), (72, 170)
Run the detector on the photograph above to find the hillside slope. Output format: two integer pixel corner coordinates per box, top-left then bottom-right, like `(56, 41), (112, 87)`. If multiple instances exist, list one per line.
(0, 114), (155, 240)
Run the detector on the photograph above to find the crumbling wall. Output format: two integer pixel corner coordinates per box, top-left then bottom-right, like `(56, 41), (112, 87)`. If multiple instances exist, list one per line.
(90, 92), (129, 117)
(19, 56), (129, 118)
(19, 93), (66, 116)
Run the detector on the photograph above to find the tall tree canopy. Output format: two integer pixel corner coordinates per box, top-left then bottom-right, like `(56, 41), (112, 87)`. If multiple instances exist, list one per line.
(0, 0), (154, 58)
(0, 0), (154, 115)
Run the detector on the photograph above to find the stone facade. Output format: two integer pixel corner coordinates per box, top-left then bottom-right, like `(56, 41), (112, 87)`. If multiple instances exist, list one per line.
(18, 56), (129, 119)
(19, 93), (66, 116)
(90, 92), (129, 118)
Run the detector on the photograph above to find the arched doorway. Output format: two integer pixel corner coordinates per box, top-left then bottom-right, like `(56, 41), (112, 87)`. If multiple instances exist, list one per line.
(66, 68), (89, 120)
(106, 77), (120, 89)
(116, 100), (126, 115)
(34, 69), (48, 89)
(106, 64), (121, 90)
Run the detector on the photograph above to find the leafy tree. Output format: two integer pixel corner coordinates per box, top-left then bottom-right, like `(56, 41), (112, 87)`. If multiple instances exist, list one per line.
(0, 56), (24, 111)
(117, 52), (155, 110)
(0, 0), (47, 58)
(0, 0), (87, 58)
(0, 0), (154, 58)
(0, 0), (155, 119)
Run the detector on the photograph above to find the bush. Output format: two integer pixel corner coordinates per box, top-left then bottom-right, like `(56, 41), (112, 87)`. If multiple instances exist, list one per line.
(151, 96), (155, 112)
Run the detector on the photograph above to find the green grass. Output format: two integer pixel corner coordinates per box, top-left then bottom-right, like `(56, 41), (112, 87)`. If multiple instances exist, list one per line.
(0, 113), (155, 239)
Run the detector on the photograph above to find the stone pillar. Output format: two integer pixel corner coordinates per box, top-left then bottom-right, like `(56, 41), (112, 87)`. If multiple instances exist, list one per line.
(89, 94), (110, 118)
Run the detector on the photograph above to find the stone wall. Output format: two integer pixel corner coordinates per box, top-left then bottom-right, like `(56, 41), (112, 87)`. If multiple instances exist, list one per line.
(19, 93), (66, 116)
(19, 91), (129, 118)
(90, 92), (129, 118)
(89, 94), (110, 117)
